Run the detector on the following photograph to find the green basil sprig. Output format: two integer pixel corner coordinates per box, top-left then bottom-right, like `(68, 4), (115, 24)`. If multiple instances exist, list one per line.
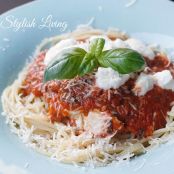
(98, 48), (145, 74)
(44, 38), (145, 82)
(89, 38), (105, 57)
(44, 47), (86, 82)
(78, 53), (98, 76)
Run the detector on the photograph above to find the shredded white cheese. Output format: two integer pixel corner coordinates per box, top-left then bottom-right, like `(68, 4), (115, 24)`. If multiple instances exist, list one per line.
(95, 67), (130, 90)
(84, 111), (112, 136)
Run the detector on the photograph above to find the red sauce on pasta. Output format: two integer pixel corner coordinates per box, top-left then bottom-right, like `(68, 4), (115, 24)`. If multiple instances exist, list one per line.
(20, 52), (174, 138)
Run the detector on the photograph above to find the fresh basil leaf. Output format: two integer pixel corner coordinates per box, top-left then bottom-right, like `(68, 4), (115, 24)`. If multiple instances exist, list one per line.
(89, 38), (105, 57)
(78, 53), (98, 76)
(98, 48), (145, 74)
(44, 47), (86, 82)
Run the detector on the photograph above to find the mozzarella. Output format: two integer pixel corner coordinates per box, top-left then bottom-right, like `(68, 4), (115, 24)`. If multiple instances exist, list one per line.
(133, 73), (155, 96)
(44, 39), (76, 65)
(125, 38), (155, 60)
(44, 39), (88, 65)
(134, 70), (174, 96)
(112, 38), (155, 60)
(95, 67), (130, 90)
(153, 70), (174, 91)
(153, 70), (173, 87)
(112, 38), (128, 48)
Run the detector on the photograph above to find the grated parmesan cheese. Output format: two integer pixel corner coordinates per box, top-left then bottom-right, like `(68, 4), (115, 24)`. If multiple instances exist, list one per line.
(84, 111), (112, 136)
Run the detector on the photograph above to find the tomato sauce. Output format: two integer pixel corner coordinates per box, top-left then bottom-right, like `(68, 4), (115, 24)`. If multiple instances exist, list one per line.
(20, 52), (174, 138)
